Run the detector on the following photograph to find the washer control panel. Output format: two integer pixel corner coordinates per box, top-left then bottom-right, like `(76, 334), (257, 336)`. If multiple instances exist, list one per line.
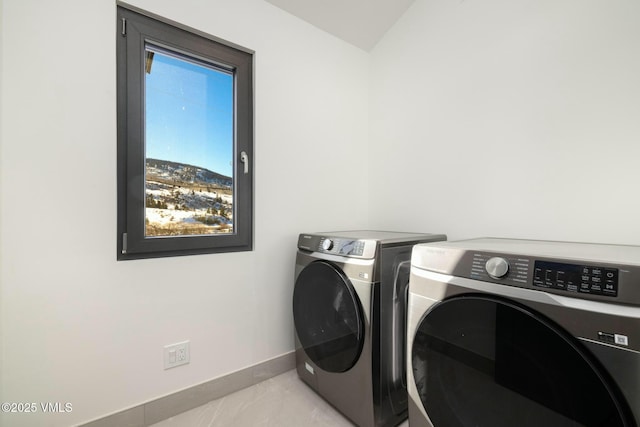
(297, 234), (376, 259)
(533, 261), (618, 297)
(317, 238), (367, 257)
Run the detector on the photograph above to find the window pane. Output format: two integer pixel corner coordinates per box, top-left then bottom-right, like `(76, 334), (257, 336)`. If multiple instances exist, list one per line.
(144, 45), (234, 237)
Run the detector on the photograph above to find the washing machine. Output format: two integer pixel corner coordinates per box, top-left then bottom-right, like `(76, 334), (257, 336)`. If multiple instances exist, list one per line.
(293, 230), (446, 427)
(407, 238), (640, 427)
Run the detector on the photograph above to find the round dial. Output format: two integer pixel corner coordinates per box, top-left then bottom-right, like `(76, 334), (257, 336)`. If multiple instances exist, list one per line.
(486, 257), (509, 279)
(322, 239), (334, 251)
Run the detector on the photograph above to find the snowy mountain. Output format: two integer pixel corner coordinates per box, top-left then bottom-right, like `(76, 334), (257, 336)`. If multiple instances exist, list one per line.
(146, 158), (232, 187)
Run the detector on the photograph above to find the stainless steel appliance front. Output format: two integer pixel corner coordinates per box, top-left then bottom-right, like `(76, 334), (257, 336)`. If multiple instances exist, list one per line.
(293, 230), (446, 427)
(408, 238), (640, 427)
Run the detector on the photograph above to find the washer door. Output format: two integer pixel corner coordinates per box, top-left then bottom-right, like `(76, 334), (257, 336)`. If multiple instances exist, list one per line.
(293, 260), (365, 373)
(412, 295), (634, 427)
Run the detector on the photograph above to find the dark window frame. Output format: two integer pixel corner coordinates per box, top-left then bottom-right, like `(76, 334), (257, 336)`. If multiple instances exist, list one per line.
(117, 5), (254, 260)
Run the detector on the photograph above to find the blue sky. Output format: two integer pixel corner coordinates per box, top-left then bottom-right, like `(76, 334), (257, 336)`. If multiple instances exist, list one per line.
(145, 49), (234, 177)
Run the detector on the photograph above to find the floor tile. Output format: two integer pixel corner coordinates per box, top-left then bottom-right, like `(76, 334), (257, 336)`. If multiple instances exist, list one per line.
(149, 370), (409, 427)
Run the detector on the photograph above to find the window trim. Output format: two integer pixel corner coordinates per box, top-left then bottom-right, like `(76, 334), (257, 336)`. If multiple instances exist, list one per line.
(117, 4), (254, 260)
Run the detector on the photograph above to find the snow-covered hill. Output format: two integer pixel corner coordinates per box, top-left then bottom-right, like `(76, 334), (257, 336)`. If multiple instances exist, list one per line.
(144, 158), (233, 236)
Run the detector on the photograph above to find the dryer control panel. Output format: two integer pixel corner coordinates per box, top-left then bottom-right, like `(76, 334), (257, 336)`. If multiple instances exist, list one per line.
(467, 252), (620, 299)
(470, 253), (532, 286)
(412, 238), (640, 309)
(533, 261), (619, 297)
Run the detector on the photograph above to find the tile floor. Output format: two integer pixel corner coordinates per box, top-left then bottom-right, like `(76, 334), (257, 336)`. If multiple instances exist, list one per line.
(149, 369), (409, 427)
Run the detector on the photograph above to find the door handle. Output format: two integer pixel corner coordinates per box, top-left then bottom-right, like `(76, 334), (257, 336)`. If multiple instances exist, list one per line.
(240, 151), (249, 174)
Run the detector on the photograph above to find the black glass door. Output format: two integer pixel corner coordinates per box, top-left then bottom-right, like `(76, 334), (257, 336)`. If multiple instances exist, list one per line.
(412, 295), (633, 427)
(293, 261), (364, 373)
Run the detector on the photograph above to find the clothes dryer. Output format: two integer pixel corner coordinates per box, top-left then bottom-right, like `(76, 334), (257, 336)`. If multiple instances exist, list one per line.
(407, 238), (640, 427)
(293, 230), (446, 427)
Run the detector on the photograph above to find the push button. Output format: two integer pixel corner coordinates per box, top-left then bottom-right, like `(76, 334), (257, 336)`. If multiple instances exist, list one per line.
(603, 269), (618, 296)
(589, 283), (603, 294)
(598, 332), (615, 344)
(533, 268), (544, 282)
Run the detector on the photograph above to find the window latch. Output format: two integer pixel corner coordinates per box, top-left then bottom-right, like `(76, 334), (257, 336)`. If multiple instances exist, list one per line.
(240, 151), (249, 174)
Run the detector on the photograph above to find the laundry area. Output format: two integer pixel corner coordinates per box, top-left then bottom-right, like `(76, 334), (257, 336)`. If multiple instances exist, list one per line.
(1, 0), (639, 426)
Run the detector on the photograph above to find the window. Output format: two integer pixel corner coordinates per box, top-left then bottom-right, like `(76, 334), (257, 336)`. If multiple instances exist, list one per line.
(117, 5), (253, 260)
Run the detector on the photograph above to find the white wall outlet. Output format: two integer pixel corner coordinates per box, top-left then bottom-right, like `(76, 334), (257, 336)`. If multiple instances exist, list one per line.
(164, 340), (190, 369)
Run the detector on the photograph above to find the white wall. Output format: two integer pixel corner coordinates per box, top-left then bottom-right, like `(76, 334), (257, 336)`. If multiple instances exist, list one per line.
(4, 0), (640, 425)
(0, 0), (369, 425)
(370, 0), (640, 245)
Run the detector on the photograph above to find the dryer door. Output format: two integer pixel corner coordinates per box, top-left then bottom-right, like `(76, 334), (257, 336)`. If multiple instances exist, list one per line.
(411, 295), (634, 427)
(293, 260), (365, 373)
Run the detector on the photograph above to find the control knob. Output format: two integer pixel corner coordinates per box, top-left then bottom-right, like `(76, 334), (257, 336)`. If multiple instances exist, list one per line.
(486, 257), (509, 279)
(322, 239), (334, 251)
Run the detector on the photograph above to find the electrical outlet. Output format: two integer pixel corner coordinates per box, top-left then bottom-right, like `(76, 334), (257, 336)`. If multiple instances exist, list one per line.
(164, 340), (190, 369)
